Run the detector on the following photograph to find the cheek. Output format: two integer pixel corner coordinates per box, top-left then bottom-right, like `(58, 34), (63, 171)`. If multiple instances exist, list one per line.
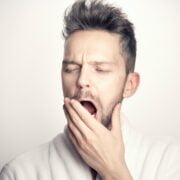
(62, 75), (77, 97)
(96, 75), (125, 106)
(96, 74), (124, 93)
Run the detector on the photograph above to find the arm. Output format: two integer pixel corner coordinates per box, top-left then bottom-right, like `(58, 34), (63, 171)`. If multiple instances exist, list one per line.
(64, 98), (133, 180)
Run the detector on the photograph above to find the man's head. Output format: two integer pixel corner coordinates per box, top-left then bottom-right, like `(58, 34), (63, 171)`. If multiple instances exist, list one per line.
(61, 0), (140, 127)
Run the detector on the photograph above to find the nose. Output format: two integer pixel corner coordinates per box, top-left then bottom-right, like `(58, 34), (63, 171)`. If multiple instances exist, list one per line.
(77, 67), (90, 88)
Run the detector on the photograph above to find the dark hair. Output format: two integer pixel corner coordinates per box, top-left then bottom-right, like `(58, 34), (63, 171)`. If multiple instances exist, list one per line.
(62, 0), (136, 74)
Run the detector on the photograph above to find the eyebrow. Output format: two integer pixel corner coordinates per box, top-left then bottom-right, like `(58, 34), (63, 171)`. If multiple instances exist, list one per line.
(62, 60), (80, 66)
(62, 59), (115, 66)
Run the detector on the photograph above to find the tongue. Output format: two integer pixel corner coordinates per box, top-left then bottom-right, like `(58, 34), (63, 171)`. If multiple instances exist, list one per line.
(81, 101), (96, 115)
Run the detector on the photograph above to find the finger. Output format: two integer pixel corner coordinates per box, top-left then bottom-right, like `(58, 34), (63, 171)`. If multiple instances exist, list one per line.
(64, 98), (92, 137)
(68, 118), (84, 146)
(67, 127), (80, 149)
(63, 104), (74, 127)
(63, 104), (71, 123)
(63, 104), (84, 142)
(67, 128), (87, 160)
(111, 103), (122, 137)
(69, 98), (103, 132)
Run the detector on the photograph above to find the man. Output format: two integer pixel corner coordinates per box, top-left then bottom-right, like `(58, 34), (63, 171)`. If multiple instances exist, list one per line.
(0, 0), (180, 180)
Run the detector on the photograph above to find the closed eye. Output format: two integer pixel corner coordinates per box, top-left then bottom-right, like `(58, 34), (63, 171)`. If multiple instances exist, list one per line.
(63, 64), (80, 73)
(96, 68), (110, 73)
(64, 67), (80, 73)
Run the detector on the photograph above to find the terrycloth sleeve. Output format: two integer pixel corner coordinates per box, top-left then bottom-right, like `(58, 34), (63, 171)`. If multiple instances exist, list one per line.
(0, 166), (14, 180)
(155, 143), (180, 180)
(0, 142), (51, 180)
(164, 144), (180, 179)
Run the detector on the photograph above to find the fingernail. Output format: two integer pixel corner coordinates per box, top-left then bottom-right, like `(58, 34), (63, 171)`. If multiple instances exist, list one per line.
(70, 99), (76, 103)
(64, 97), (69, 103)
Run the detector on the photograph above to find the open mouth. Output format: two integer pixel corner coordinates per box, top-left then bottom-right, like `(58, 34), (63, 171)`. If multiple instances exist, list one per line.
(80, 101), (97, 115)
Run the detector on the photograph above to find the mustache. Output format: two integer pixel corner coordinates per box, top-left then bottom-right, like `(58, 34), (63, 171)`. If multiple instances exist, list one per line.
(71, 91), (95, 101)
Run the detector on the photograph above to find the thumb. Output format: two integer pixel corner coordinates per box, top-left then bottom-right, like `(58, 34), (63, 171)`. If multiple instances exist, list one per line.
(111, 103), (122, 137)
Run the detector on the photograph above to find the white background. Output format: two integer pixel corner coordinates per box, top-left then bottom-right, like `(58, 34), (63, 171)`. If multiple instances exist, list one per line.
(0, 0), (180, 170)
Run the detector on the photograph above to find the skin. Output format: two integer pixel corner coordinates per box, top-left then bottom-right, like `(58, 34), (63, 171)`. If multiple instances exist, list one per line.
(61, 30), (140, 180)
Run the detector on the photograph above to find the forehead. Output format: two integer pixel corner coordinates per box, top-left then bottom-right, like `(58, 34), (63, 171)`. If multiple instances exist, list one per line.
(64, 30), (124, 64)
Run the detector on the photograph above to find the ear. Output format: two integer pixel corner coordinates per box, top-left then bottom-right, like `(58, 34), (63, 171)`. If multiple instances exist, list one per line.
(123, 72), (140, 98)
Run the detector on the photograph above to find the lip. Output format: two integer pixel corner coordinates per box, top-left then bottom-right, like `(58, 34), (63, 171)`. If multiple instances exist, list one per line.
(78, 98), (98, 117)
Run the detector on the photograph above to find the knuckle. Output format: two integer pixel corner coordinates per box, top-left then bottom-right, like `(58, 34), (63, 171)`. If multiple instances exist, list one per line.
(85, 135), (95, 145)
(68, 122), (74, 130)
(78, 139), (84, 149)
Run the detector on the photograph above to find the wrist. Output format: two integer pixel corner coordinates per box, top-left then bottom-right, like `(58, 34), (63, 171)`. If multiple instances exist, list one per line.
(103, 174), (132, 180)
(101, 163), (132, 180)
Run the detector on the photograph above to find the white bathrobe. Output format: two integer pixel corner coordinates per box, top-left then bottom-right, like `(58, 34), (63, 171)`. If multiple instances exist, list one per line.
(1, 115), (180, 180)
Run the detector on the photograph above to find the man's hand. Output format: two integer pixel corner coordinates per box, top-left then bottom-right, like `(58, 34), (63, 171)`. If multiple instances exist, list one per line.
(64, 98), (132, 180)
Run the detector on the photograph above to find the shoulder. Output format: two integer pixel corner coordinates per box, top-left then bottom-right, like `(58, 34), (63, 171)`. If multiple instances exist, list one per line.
(0, 133), (65, 180)
(136, 134), (180, 179)
(158, 141), (180, 179)
(124, 119), (180, 179)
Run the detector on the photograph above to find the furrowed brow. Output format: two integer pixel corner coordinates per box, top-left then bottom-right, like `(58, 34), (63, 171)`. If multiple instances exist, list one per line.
(89, 61), (115, 66)
(62, 60), (115, 66)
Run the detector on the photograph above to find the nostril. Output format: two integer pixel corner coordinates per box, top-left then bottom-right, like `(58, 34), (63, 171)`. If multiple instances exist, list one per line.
(77, 80), (90, 88)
